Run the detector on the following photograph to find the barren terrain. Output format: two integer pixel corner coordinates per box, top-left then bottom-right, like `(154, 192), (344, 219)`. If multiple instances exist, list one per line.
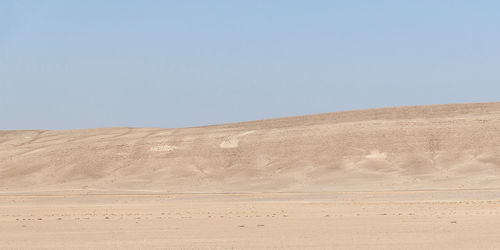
(1, 102), (499, 249)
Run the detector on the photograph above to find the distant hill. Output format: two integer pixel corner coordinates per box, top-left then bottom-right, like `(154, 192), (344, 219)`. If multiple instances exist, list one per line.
(1, 102), (499, 194)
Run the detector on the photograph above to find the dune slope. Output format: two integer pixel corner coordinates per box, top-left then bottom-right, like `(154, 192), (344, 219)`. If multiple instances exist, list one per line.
(1, 102), (499, 194)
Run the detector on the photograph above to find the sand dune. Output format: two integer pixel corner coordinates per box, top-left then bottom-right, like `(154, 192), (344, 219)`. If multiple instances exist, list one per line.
(1, 102), (499, 194)
(1, 102), (499, 249)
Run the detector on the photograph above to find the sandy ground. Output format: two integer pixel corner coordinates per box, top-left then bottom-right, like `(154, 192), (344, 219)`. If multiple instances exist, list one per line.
(1, 102), (499, 249)
(1, 191), (499, 249)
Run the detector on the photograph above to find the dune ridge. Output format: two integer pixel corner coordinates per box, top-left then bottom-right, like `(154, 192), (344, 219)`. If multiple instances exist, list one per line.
(1, 102), (499, 194)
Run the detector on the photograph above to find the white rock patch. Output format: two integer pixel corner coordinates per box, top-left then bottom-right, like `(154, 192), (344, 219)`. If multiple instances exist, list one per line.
(219, 130), (256, 149)
(365, 150), (387, 160)
(149, 144), (177, 152)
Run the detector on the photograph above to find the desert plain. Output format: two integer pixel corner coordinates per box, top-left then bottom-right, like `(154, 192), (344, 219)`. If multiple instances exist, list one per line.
(0, 102), (499, 249)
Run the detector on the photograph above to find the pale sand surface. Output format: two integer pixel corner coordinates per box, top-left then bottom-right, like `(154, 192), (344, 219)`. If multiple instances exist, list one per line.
(1, 192), (499, 249)
(1, 102), (499, 249)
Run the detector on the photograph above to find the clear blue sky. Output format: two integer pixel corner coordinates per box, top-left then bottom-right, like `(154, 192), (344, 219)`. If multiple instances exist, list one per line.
(1, 1), (499, 130)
